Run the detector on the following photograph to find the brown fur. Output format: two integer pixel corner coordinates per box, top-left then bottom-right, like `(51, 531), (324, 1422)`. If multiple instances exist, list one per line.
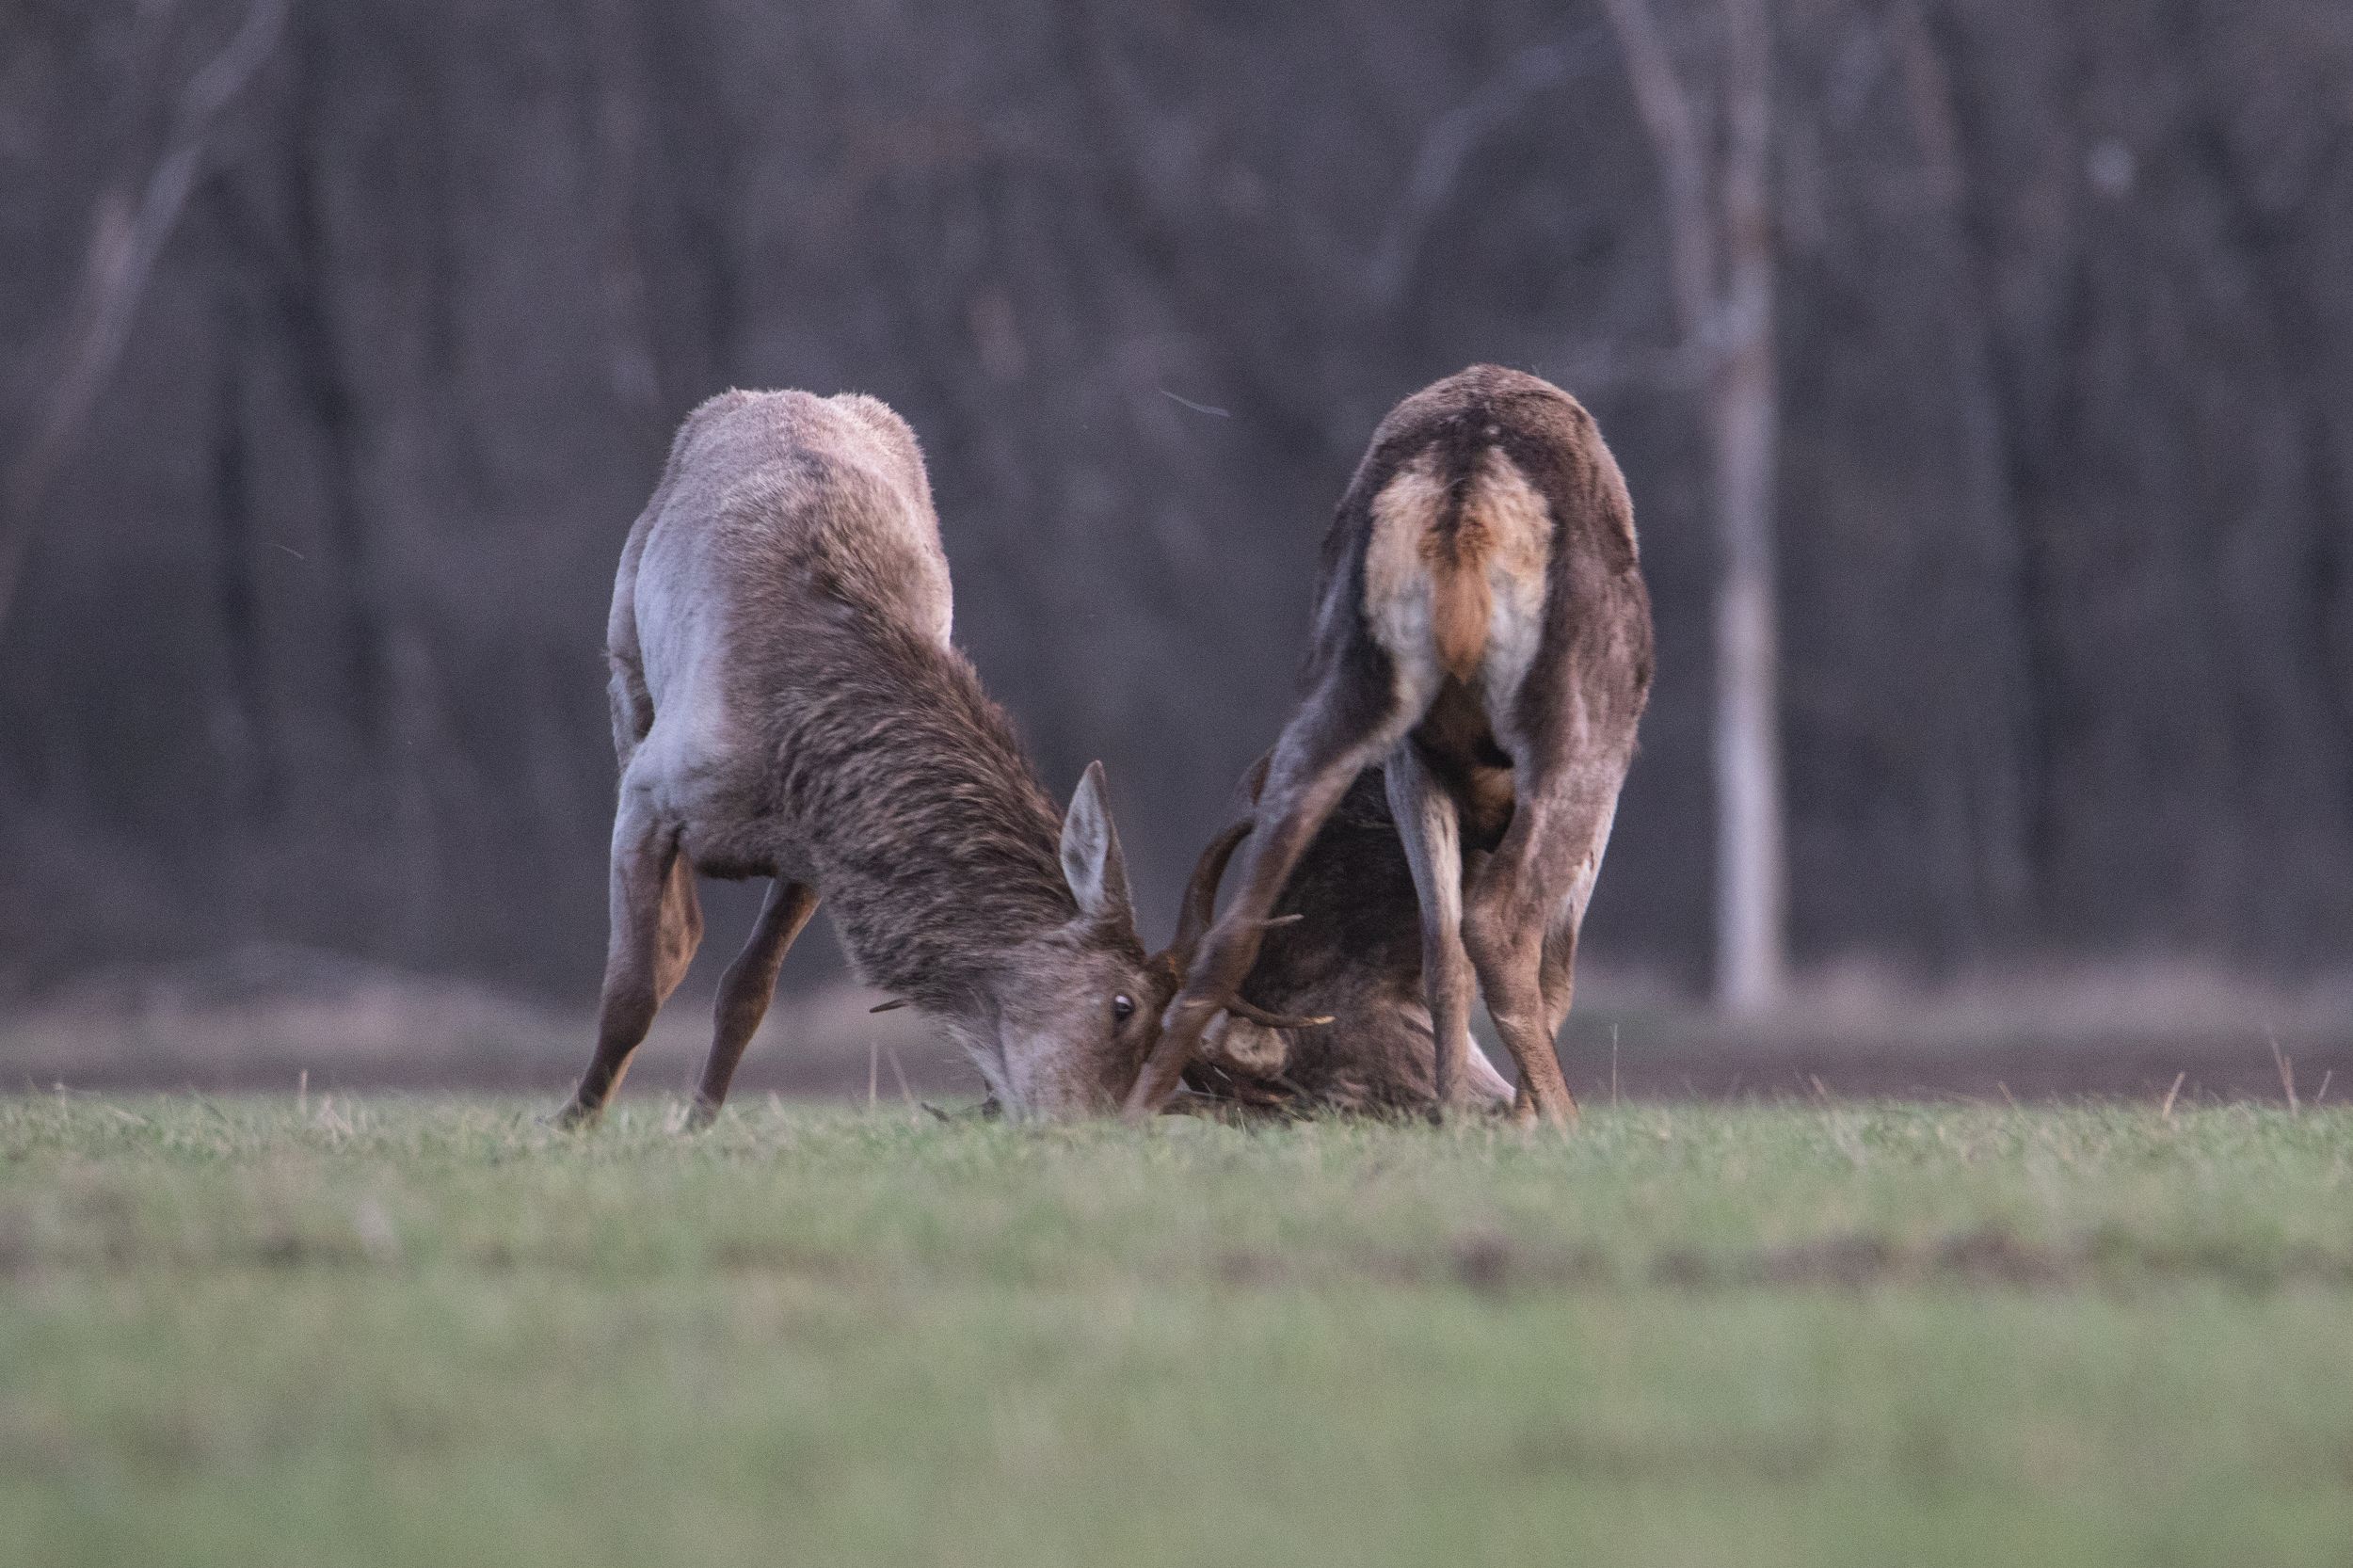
(1182, 762), (1513, 1113)
(1133, 365), (1653, 1128)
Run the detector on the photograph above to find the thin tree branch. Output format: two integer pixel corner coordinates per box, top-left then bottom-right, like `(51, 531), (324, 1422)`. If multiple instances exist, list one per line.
(0, 0), (291, 637)
(1599, 0), (1718, 345)
(1365, 26), (1610, 306)
(1716, 0), (1772, 375)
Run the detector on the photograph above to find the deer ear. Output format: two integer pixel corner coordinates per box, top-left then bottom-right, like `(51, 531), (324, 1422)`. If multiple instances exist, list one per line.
(1060, 760), (1133, 926)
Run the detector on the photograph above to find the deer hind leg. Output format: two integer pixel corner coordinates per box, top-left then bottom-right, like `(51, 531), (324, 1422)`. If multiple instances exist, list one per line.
(557, 805), (703, 1128)
(1463, 765), (1626, 1128)
(1384, 744), (1476, 1112)
(687, 878), (820, 1128)
(1125, 693), (1410, 1121)
(1541, 784), (1625, 1038)
(1463, 863), (1569, 1128)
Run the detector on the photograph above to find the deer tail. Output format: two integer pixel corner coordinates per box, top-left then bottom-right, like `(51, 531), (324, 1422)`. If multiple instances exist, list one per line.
(1429, 536), (1494, 683)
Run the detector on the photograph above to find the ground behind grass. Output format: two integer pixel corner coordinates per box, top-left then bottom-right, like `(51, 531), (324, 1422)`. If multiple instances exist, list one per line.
(4, 1095), (2352, 1566)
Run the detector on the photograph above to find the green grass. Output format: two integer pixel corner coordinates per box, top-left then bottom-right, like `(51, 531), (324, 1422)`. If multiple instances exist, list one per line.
(3, 1095), (2351, 1567)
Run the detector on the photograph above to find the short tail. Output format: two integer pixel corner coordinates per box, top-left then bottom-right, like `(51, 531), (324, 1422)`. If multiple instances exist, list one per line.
(1430, 538), (1492, 683)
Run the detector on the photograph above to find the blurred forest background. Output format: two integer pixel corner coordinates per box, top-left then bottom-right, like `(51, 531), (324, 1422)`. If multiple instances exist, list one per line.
(2, 0), (2350, 1085)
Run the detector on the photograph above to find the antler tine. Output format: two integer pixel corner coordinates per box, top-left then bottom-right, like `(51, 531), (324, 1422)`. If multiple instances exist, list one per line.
(1239, 751), (1273, 806)
(1160, 751), (1277, 971)
(1160, 806), (1324, 1027)
(1225, 997), (1335, 1031)
(1169, 817), (1252, 966)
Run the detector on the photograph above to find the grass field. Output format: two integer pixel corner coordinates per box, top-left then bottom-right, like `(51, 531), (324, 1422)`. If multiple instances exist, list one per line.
(4, 1094), (2351, 1566)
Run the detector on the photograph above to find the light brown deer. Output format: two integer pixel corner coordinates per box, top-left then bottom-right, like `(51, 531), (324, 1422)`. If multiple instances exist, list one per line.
(555, 389), (1170, 1126)
(1128, 365), (1654, 1127)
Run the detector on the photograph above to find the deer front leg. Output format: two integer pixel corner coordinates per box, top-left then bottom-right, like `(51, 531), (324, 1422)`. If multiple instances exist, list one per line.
(557, 806), (702, 1128)
(687, 878), (819, 1128)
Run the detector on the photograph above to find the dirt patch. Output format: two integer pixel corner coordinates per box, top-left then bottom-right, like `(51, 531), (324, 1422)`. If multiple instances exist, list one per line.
(1447, 1231), (1613, 1296)
(1648, 1229), (2353, 1294)
(4, 954), (2348, 1104)
(1221, 1227), (2353, 1299)
(0, 959), (965, 1100)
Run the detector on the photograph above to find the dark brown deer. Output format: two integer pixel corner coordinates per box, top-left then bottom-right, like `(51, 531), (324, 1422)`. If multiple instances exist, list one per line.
(1129, 365), (1654, 1127)
(555, 389), (1170, 1126)
(1163, 760), (1513, 1113)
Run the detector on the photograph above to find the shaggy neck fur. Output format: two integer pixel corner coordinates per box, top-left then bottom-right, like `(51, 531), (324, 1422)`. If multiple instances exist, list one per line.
(772, 617), (1079, 1015)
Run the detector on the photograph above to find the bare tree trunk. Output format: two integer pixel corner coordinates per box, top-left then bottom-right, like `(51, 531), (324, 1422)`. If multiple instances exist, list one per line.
(1891, 0), (2034, 943)
(1708, 0), (1785, 1011)
(1604, 0), (1787, 1011)
(0, 0), (288, 641)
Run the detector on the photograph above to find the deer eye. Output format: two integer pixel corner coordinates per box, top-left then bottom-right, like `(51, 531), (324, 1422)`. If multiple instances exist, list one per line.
(1112, 993), (1136, 1022)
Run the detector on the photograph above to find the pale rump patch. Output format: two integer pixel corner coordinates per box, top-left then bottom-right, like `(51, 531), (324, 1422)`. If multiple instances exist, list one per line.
(1363, 454), (1449, 711)
(1468, 447), (1554, 715)
(1361, 445), (1555, 713)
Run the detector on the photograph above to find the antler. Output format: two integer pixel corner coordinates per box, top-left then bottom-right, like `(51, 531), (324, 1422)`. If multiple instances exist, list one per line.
(1169, 818), (1250, 971)
(1158, 815), (1332, 1030)
(1227, 996), (1335, 1030)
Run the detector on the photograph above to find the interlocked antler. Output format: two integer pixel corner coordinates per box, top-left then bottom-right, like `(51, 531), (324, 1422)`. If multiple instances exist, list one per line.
(1154, 817), (1334, 1034)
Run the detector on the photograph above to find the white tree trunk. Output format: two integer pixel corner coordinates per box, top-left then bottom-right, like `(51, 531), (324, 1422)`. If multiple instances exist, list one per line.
(1604, 0), (1787, 1012)
(1710, 0), (1785, 1012)
(1709, 327), (1785, 1011)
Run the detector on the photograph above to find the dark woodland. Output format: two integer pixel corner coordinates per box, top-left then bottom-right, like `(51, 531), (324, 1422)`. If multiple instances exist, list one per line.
(4, 0), (2350, 1000)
